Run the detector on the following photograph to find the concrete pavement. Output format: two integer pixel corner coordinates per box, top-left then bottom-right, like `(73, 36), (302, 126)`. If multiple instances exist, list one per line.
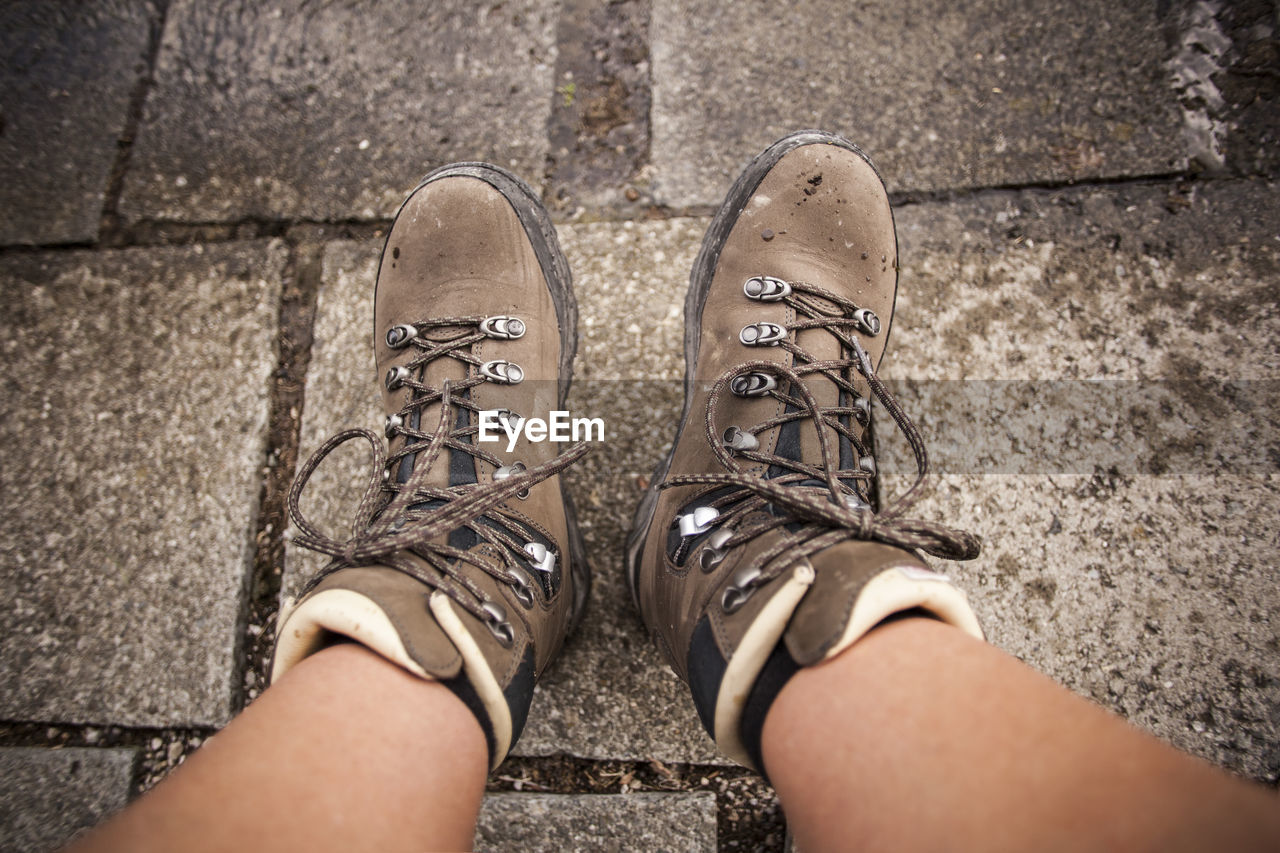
(2, 0), (1277, 849)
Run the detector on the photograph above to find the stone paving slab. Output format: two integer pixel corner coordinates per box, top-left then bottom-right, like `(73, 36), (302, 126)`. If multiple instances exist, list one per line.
(475, 792), (717, 852)
(649, 0), (1187, 206)
(0, 1), (155, 245)
(1211, 1), (1280, 177)
(0, 747), (136, 853)
(287, 186), (1280, 778)
(285, 240), (385, 601)
(524, 220), (714, 761)
(0, 241), (284, 728)
(119, 0), (559, 224)
(878, 181), (1280, 780)
(288, 223), (727, 763)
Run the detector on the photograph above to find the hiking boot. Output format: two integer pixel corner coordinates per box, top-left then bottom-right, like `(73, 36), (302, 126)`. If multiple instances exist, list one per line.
(272, 163), (590, 769)
(626, 131), (983, 772)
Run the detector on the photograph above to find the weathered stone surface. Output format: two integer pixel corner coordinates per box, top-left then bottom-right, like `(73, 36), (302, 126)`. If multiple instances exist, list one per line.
(0, 1), (154, 245)
(0, 747), (136, 853)
(284, 240), (384, 600)
(544, 0), (652, 217)
(565, 219), (699, 383)
(1168, 0), (1280, 178)
(287, 223), (727, 763)
(474, 792), (717, 852)
(0, 242), (283, 727)
(650, 0), (1186, 206)
(521, 220), (716, 762)
(120, 0), (559, 224)
(287, 183), (1280, 781)
(1213, 1), (1280, 178)
(878, 181), (1280, 780)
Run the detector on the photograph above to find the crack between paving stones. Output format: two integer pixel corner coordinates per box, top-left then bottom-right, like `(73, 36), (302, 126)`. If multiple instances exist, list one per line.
(490, 755), (785, 852)
(233, 238), (323, 716)
(97, 0), (171, 248)
(887, 168), (1204, 208)
(0, 720), (219, 800)
(8, 169), (1236, 259)
(543, 0), (653, 219)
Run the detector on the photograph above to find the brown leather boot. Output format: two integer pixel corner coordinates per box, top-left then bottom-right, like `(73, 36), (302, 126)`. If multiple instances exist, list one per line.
(627, 131), (983, 772)
(272, 163), (590, 769)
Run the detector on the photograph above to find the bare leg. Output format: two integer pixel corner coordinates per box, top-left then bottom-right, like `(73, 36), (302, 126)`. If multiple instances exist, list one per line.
(764, 617), (1280, 852)
(69, 643), (488, 853)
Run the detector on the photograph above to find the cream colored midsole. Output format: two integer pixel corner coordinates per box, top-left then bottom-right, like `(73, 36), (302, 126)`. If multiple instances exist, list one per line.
(270, 588), (430, 684)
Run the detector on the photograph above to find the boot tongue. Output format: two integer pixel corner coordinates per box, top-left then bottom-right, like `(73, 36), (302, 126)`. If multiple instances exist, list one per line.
(390, 391), (479, 550)
(765, 394), (805, 483)
(383, 324), (476, 493)
(669, 384), (856, 564)
(765, 384), (862, 505)
(399, 498), (562, 601)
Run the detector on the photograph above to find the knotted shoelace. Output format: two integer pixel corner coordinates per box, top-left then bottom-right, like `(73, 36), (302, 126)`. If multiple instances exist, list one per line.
(288, 319), (588, 633)
(661, 276), (980, 603)
(383, 316), (529, 477)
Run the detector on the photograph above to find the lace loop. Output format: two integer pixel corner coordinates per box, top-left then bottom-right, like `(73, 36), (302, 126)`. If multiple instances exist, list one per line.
(288, 348), (589, 623)
(660, 275), (980, 594)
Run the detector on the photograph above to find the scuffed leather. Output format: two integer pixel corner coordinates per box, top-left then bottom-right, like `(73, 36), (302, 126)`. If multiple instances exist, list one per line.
(370, 175), (576, 682)
(637, 141), (903, 675)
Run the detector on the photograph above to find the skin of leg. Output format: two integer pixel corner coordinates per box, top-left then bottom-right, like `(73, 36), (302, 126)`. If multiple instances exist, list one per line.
(68, 642), (488, 853)
(764, 617), (1280, 853)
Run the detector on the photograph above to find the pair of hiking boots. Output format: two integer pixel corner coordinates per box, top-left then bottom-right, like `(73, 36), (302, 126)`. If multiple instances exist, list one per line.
(272, 131), (984, 773)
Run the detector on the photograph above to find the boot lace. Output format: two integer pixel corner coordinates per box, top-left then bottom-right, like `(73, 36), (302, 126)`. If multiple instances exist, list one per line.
(287, 315), (587, 646)
(660, 276), (980, 614)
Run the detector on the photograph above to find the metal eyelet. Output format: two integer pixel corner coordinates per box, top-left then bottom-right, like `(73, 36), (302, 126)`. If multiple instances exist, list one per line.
(853, 308), (881, 336)
(385, 366), (412, 390)
(508, 566), (535, 608)
(721, 565), (763, 614)
(722, 426), (760, 452)
(490, 408), (519, 427)
(480, 360), (524, 384)
(384, 413), (404, 438)
(494, 461), (529, 499)
(481, 601), (514, 647)
(677, 506), (720, 537)
(386, 324), (418, 348)
(699, 527), (734, 573)
(730, 372), (777, 397)
(739, 322), (787, 346)
(479, 316), (526, 340)
(844, 493), (871, 511)
(858, 455), (877, 475)
(743, 276), (791, 301)
(523, 542), (556, 574)
(853, 397), (871, 425)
